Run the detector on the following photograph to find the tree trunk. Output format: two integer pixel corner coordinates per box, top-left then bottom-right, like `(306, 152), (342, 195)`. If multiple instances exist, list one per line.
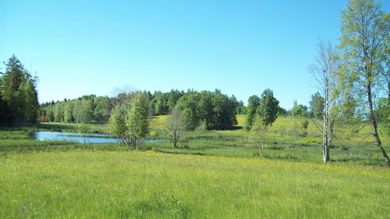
(323, 146), (330, 162)
(323, 108), (330, 162)
(367, 83), (390, 166)
(172, 128), (179, 148)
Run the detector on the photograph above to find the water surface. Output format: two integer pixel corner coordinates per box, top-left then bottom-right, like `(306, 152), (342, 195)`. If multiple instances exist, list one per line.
(34, 131), (160, 144)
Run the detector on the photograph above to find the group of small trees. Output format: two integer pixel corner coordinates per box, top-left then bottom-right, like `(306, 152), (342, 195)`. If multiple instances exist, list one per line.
(0, 55), (39, 126)
(109, 92), (149, 148)
(108, 90), (240, 148)
(42, 95), (112, 124)
(175, 90), (239, 130)
(245, 89), (280, 156)
(310, 0), (390, 165)
(245, 89), (280, 130)
(242, 0), (389, 165)
(149, 90), (184, 115)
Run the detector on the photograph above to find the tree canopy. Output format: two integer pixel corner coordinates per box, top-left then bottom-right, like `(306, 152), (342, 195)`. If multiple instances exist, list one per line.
(0, 55), (39, 125)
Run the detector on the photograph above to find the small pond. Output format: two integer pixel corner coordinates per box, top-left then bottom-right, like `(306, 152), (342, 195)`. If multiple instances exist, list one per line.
(34, 131), (161, 144)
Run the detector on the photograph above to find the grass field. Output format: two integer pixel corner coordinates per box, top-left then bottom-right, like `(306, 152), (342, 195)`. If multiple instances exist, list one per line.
(1, 151), (389, 218)
(1, 115), (389, 218)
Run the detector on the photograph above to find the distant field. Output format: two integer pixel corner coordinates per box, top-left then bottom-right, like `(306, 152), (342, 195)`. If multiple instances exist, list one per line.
(1, 151), (389, 218)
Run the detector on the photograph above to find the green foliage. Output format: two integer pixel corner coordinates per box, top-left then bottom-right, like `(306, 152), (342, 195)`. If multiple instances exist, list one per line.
(376, 98), (390, 136)
(47, 106), (55, 122)
(109, 93), (150, 147)
(63, 101), (74, 122)
(277, 106), (288, 116)
(93, 96), (111, 123)
(339, 0), (387, 113)
(0, 55), (39, 125)
(246, 90), (280, 130)
(258, 89), (280, 127)
(43, 95), (112, 124)
(149, 90), (184, 115)
(339, 0), (390, 164)
(127, 92), (150, 148)
(309, 92), (325, 118)
(300, 119), (309, 137)
(175, 92), (200, 130)
(375, 98), (389, 121)
(201, 90), (237, 130)
(54, 103), (64, 122)
(301, 119), (309, 130)
(0, 94), (9, 124)
(245, 95), (260, 130)
(176, 90), (238, 130)
(41, 89), (239, 132)
(109, 105), (128, 142)
(290, 101), (309, 117)
(77, 99), (94, 123)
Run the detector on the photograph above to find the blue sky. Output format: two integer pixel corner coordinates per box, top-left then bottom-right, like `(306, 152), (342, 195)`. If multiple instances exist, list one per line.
(1, 0), (389, 109)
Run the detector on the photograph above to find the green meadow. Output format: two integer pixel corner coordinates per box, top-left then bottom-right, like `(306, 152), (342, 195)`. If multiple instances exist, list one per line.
(1, 151), (390, 218)
(2, 0), (389, 217)
(1, 115), (389, 218)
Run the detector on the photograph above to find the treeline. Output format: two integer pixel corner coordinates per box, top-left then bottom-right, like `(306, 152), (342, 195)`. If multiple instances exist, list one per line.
(41, 95), (112, 124)
(108, 90), (246, 147)
(41, 89), (244, 130)
(0, 55), (39, 125)
(175, 90), (240, 130)
(40, 90), (186, 124)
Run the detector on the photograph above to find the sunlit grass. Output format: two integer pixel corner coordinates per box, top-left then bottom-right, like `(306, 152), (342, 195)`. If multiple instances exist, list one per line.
(1, 115), (389, 166)
(149, 115), (169, 130)
(1, 116), (389, 217)
(0, 151), (388, 218)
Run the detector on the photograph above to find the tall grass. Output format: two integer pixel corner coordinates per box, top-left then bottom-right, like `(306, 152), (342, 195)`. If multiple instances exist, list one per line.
(0, 151), (389, 218)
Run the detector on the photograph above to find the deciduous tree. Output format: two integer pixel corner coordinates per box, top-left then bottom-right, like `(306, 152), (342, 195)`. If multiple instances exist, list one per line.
(258, 89), (279, 127)
(340, 0), (390, 165)
(127, 92), (149, 148)
(310, 41), (339, 162)
(166, 106), (185, 148)
(245, 95), (260, 130)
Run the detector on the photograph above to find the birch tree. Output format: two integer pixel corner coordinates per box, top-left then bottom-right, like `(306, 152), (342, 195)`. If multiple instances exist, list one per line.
(310, 41), (338, 162)
(166, 106), (185, 148)
(127, 92), (149, 148)
(340, 0), (390, 165)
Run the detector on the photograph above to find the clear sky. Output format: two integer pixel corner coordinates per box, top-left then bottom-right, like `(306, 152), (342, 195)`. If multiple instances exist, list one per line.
(1, 0), (389, 109)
